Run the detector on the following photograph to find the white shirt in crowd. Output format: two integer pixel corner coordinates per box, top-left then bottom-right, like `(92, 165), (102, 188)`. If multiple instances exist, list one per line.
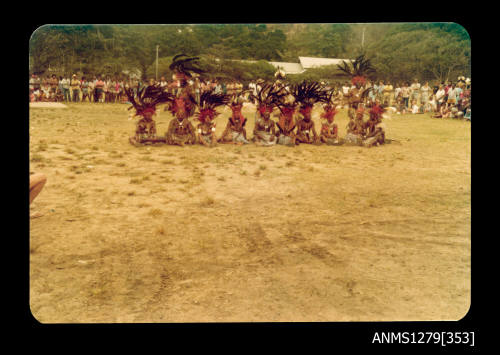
(394, 87), (401, 98)
(435, 89), (445, 103)
(61, 78), (70, 89)
(411, 82), (421, 92)
(342, 85), (350, 95)
(447, 87), (457, 101)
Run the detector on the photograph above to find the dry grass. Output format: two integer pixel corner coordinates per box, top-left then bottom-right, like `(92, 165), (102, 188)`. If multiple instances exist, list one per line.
(29, 102), (470, 323)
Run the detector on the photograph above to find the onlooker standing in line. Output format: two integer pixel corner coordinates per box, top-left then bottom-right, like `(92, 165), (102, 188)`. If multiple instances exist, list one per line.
(394, 82), (401, 104)
(383, 81), (393, 106)
(401, 82), (410, 109)
(61, 76), (71, 102)
(435, 85), (446, 112)
(88, 78), (95, 102)
(71, 74), (80, 102)
(95, 77), (104, 103)
(410, 78), (421, 104)
(81, 77), (91, 102)
(49, 74), (59, 98)
(447, 83), (457, 105)
(420, 81), (431, 107)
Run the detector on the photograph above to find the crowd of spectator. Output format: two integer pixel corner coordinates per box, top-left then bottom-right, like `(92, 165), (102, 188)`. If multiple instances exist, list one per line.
(29, 74), (470, 121)
(335, 77), (471, 120)
(28, 73), (245, 105)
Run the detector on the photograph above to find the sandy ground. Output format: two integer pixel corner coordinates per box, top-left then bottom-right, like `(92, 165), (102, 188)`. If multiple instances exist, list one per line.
(29, 103), (471, 323)
(30, 102), (68, 108)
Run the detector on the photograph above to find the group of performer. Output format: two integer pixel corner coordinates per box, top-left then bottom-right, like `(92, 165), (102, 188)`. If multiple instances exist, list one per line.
(127, 54), (388, 148)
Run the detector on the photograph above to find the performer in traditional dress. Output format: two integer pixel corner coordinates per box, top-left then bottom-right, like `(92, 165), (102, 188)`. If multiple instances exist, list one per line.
(275, 92), (298, 146)
(337, 55), (375, 120)
(165, 92), (197, 146)
(293, 81), (328, 145)
(344, 104), (366, 146)
(250, 83), (285, 146)
(362, 103), (387, 147)
(168, 53), (205, 98)
(195, 89), (230, 147)
(165, 54), (204, 146)
(218, 94), (250, 145)
(336, 55), (377, 146)
(125, 84), (173, 146)
(319, 91), (340, 145)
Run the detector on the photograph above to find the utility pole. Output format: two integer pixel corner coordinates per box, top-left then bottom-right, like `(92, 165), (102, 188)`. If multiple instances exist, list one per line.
(361, 26), (366, 49)
(156, 45), (159, 81)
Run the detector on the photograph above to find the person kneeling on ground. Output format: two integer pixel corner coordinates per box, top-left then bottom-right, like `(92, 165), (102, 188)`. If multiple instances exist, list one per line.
(165, 91), (197, 146)
(195, 89), (229, 147)
(319, 92), (340, 145)
(344, 104), (366, 145)
(250, 83), (284, 146)
(125, 85), (173, 146)
(275, 93), (298, 146)
(362, 103), (386, 147)
(292, 81), (328, 145)
(218, 96), (250, 145)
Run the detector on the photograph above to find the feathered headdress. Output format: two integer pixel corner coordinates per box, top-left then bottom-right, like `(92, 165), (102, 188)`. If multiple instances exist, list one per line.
(369, 103), (385, 121)
(248, 82), (287, 116)
(320, 90), (339, 121)
(125, 85), (174, 117)
(292, 81), (329, 116)
(275, 92), (297, 115)
(196, 90), (230, 123)
(169, 54), (205, 80)
(337, 54), (375, 87)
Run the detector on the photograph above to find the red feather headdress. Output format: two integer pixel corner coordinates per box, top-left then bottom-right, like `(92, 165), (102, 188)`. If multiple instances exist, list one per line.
(369, 103), (385, 120)
(195, 90), (229, 123)
(125, 85), (173, 117)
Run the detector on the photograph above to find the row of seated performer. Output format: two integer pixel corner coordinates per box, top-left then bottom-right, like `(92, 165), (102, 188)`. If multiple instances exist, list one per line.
(127, 81), (387, 148)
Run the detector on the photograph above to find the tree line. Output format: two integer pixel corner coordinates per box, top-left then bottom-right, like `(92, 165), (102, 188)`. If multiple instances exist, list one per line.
(29, 23), (470, 84)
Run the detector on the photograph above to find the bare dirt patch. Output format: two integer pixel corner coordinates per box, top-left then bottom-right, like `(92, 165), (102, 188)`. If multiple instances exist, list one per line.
(29, 103), (471, 322)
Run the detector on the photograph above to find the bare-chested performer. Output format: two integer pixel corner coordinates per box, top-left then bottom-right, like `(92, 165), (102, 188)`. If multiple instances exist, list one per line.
(344, 104), (366, 145)
(319, 90), (340, 145)
(337, 54), (375, 125)
(195, 89), (230, 147)
(362, 103), (386, 147)
(163, 53), (205, 146)
(275, 93), (298, 146)
(218, 95), (250, 145)
(250, 83), (285, 146)
(165, 91), (197, 146)
(292, 81), (328, 145)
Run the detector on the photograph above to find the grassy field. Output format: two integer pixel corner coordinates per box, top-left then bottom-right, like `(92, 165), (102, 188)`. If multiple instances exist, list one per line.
(29, 102), (471, 322)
